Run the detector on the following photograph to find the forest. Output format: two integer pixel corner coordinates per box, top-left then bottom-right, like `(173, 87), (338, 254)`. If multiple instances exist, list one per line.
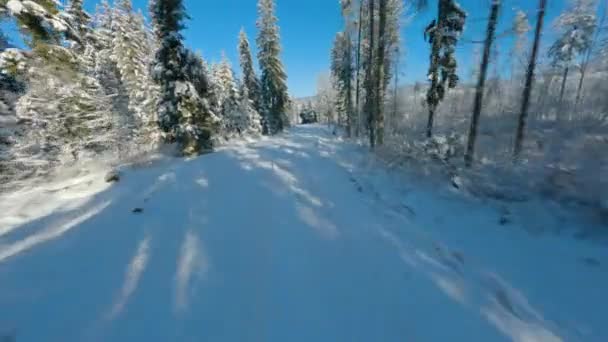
(311, 0), (607, 213)
(1, 1), (608, 342)
(0, 0), (288, 186)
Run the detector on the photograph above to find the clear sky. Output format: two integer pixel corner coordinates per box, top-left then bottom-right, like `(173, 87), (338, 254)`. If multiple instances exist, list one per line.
(4, 0), (602, 98)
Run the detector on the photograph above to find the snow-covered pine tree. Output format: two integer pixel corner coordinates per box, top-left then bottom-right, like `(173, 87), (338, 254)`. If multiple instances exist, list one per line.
(191, 53), (221, 120)
(151, 0), (214, 154)
(215, 55), (243, 134)
(151, 0), (186, 142)
(92, 0), (131, 131)
(548, 0), (597, 113)
(331, 31), (353, 134)
(353, 0), (365, 137)
(363, 0), (376, 146)
(424, 0), (467, 138)
(256, 0), (289, 135)
(511, 10), (531, 83)
(335, 0), (355, 137)
(2, 0), (70, 47)
(238, 28), (261, 114)
(64, 0), (92, 52)
(182, 49), (213, 109)
(112, 0), (160, 144)
(1, 0), (116, 175)
(238, 80), (263, 135)
(374, 0), (388, 146)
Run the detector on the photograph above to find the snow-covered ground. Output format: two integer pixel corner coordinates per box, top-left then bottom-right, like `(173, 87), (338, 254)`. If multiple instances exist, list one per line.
(0, 125), (606, 342)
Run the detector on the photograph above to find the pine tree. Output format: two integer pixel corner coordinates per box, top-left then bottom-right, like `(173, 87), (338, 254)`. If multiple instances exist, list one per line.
(548, 0), (597, 114)
(238, 80), (263, 134)
(331, 30), (355, 135)
(151, 0), (186, 141)
(151, 0), (214, 153)
(112, 1), (160, 143)
(374, 0), (387, 146)
(363, 0), (376, 147)
(93, 0), (131, 126)
(424, 0), (466, 138)
(335, 0), (355, 137)
(574, 0), (604, 110)
(354, 0), (365, 137)
(514, 0), (547, 160)
(464, 0), (500, 167)
(510, 10), (531, 83)
(214, 55), (241, 133)
(256, 0), (289, 135)
(238, 28), (261, 113)
(1, 0), (118, 171)
(65, 0), (92, 52)
(2, 0), (66, 47)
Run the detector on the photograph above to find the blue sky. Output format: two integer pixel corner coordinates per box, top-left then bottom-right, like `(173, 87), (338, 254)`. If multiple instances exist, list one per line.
(4, 0), (601, 97)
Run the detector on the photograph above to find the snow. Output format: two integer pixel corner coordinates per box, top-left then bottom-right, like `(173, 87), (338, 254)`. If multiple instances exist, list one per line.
(0, 125), (607, 341)
(5, 1), (24, 16)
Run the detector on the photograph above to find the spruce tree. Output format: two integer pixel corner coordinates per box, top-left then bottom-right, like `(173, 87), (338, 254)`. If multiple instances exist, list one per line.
(151, 0), (187, 141)
(238, 28), (261, 114)
(65, 0), (92, 51)
(215, 55), (241, 133)
(256, 0), (289, 135)
(151, 0), (214, 153)
(363, 0), (376, 147)
(112, 1), (160, 143)
(331, 31), (353, 135)
(424, 0), (466, 138)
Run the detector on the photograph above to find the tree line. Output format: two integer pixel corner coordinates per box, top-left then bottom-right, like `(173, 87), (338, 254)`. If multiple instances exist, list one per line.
(0, 0), (290, 182)
(325, 0), (607, 168)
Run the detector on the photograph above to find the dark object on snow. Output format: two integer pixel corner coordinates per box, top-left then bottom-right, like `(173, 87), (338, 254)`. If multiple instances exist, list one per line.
(132, 208), (144, 214)
(451, 176), (463, 189)
(105, 170), (120, 183)
(499, 215), (510, 226)
(580, 257), (600, 267)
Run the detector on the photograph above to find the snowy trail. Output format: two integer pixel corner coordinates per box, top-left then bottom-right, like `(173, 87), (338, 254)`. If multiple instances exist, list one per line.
(1, 125), (607, 342)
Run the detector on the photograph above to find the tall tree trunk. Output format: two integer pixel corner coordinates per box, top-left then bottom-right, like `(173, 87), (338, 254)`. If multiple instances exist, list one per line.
(557, 64), (569, 118)
(355, 0), (364, 137)
(426, 0), (444, 138)
(375, 0), (387, 146)
(391, 61), (399, 136)
(345, 33), (354, 137)
(514, 0), (547, 160)
(465, 0), (500, 167)
(574, 6), (606, 112)
(365, 0), (376, 148)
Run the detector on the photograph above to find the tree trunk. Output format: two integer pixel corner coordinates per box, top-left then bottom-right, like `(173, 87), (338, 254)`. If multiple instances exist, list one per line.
(426, 0), (444, 138)
(354, 0), (364, 138)
(574, 6), (606, 112)
(365, 0), (376, 148)
(375, 0), (387, 146)
(345, 33), (353, 137)
(514, 0), (547, 160)
(465, 0), (500, 167)
(557, 64), (569, 119)
(391, 61), (399, 136)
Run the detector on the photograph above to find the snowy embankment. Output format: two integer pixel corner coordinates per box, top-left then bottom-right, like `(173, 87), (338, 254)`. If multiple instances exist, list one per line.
(0, 125), (606, 342)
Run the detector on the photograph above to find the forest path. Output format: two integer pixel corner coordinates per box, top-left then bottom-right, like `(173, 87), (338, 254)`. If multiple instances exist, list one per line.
(0, 125), (606, 342)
